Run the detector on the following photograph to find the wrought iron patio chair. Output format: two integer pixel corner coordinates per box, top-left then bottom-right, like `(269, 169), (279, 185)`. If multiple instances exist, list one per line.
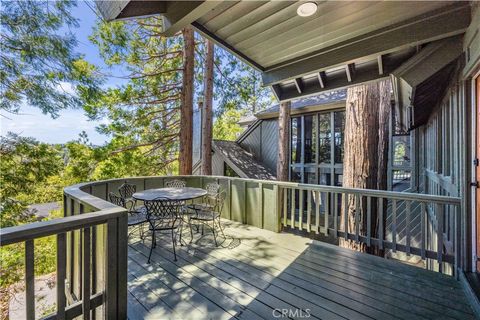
(119, 182), (136, 201)
(118, 181), (145, 212)
(164, 179), (186, 188)
(108, 192), (147, 239)
(188, 190), (226, 246)
(145, 197), (184, 262)
(187, 182), (220, 212)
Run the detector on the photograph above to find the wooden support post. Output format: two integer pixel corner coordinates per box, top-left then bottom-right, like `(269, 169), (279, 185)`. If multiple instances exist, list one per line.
(277, 101), (291, 181)
(25, 240), (35, 320)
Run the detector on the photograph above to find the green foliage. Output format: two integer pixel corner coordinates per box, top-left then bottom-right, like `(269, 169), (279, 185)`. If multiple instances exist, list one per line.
(0, 133), (63, 227)
(0, 0), (101, 117)
(213, 105), (245, 141)
(86, 17), (184, 167)
(0, 209), (62, 288)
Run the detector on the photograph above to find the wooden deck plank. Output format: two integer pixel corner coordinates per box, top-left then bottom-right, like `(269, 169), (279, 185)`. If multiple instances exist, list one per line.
(142, 238), (312, 319)
(134, 242), (301, 320)
(129, 243), (259, 319)
(159, 239), (348, 319)
(180, 237), (390, 320)
(126, 220), (474, 320)
(127, 291), (152, 320)
(221, 221), (473, 317)
(204, 237), (460, 319)
(126, 273), (179, 319)
(303, 246), (465, 297)
(128, 251), (233, 320)
(184, 236), (410, 320)
(309, 239), (463, 288)
(130, 239), (297, 320)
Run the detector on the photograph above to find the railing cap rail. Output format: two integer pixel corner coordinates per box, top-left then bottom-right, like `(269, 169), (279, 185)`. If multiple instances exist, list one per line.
(69, 175), (461, 205)
(0, 208), (126, 246)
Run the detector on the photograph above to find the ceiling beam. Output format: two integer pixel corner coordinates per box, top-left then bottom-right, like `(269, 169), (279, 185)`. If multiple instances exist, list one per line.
(261, 4), (470, 86)
(317, 71), (326, 88)
(271, 84), (282, 101)
(345, 64), (355, 82)
(279, 64), (390, 101)
(294, 78), (304, 94)
(377, 55), (384, 75)
(162, 1), (222, 37)
(96, 1), (166, 21)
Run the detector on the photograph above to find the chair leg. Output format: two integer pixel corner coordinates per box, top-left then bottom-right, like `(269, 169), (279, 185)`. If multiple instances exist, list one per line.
(217, 217), (226, 239)
(188, 217), (194, 243)
(171, 228), (177, 261)
(179, 220), (183, 246)
(212, 219), (218, 247)
(148, 229), (155, 264)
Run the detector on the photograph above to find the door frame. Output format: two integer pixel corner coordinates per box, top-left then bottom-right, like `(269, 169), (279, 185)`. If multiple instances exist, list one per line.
(472, 69), (480, 272)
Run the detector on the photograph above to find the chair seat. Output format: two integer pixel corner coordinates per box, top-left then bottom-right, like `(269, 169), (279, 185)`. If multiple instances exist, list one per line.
(187, 203), (214, 211)
(190, 210), (220, 221)
(128, 211), (147, 226)
(148, 217), (182, 230)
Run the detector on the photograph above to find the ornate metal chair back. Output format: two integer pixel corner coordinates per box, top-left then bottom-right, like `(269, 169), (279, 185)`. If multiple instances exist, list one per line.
(204, 182), (221, 206)
(212, 191), (226, 214)
(108, 192), (125, 208)
(144, 197), (182, 221)
(165, 179), (186, 189)
(118, 182), (136, 199)
(205, 182), (220, 196)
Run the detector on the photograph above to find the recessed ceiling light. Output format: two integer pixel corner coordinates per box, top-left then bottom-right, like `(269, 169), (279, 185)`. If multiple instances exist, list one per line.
(297, 2), (317, 17)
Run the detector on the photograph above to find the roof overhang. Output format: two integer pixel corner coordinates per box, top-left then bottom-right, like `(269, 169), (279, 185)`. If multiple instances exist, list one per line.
(95, 1), (471, 101)
(391, 35), (464, 131)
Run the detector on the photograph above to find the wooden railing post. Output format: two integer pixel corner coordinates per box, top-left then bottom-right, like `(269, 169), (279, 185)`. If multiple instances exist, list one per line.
(105, 215), (128, 320)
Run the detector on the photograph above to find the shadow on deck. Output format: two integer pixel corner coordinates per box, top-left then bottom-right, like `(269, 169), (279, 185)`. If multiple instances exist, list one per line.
(126, 220), (474, 320)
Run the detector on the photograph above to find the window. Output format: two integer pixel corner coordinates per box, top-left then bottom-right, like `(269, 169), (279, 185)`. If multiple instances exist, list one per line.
(291, 117), (302, 164)
(290, 109), (345, 186)
(391, 112), (412, 191)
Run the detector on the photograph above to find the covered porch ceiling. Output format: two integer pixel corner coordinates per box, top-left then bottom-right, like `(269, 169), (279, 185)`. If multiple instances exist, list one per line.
(96, 1), (472, 126)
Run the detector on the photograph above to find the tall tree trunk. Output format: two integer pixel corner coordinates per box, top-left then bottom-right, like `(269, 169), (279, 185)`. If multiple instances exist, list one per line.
(179, 26), (194, 175)
(373, 79), (392, 255)
(277, 101), (291, 181)
(340, 80), (391, 252)
(201, 39), (214, 175)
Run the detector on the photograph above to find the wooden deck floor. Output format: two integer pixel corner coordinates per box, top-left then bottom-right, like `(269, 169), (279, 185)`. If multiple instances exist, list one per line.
(127, 220), (474, 320)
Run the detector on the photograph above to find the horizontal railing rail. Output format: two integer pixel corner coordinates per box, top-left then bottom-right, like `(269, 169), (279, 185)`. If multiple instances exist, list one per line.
(0, 174), (463, 319)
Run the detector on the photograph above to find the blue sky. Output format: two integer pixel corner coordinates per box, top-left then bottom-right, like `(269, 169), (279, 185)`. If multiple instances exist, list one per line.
(0, 1), (124, 145)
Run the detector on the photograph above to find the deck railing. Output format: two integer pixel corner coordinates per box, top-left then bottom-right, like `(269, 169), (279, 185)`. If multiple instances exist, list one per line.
(278, 184), (461, 275)
(0, 175), (462, 318)
(0, 183), (128, 320)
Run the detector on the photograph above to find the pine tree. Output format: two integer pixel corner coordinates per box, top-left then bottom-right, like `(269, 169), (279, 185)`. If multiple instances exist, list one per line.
(0, 0), (100, 117)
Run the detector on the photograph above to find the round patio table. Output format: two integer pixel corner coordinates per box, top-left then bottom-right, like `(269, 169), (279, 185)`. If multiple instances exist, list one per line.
(132, 187), (207, 202)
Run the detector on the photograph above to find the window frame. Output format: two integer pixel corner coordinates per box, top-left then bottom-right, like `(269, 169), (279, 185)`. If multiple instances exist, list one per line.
(289, 108), (345, 186)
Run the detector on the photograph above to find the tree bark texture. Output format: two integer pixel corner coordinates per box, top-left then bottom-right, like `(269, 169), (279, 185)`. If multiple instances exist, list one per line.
(179, 26), (194, 175)
(339, 80), (391, 253)
(277, 101), (291, 181)
(201, 39), (214, 175)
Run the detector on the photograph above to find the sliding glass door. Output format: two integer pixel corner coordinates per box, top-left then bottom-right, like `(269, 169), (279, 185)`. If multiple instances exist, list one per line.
(290, 109), (345, 186)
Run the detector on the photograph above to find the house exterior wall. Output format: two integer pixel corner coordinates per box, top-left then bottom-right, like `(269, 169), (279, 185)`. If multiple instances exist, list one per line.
(238, 122), (262, 161)
(260, 120), (278, 173)
(238, 119), (279, 173)
(212, 150), (225, 176)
